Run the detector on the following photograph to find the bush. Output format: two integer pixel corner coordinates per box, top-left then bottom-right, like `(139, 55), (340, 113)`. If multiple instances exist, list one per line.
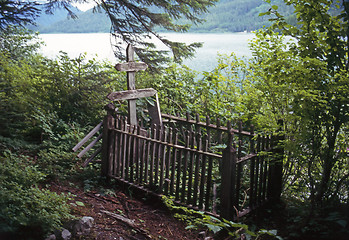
(0, 151), (73, 238)
(162, 196), (282, 240)
(36, 121), (94, 180)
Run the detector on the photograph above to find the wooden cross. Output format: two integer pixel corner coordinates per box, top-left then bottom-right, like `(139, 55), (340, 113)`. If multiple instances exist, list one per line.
(109, 44), (162, 126)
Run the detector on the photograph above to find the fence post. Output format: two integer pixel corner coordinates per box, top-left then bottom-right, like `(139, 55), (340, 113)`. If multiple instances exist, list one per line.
(249, 125), (256, 208)
(101, 104), (115, 178)
(269, 120), (284, 202)
(220, 121), (237, 220)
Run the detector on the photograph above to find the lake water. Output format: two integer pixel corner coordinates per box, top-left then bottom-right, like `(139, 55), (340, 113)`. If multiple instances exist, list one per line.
(39, 32), (255, 72)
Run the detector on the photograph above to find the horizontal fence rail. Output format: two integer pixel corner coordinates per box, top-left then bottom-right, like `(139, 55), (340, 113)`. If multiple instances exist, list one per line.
(101, 112), (283, 220)
(73, 121), (103, 167)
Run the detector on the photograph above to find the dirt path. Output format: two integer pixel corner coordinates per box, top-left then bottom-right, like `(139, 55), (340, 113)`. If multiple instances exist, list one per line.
(50, 182), (204, 240)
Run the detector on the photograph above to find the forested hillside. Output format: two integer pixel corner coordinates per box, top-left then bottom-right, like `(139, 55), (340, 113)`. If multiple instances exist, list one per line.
(34, 8), (110, 33)
(27, 3), (81, 32)
(180, 0), (293, 32)
(33, 0), (293, 33)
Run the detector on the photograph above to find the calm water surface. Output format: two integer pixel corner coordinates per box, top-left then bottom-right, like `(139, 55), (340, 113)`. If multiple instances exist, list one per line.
(39, 33), (254, 72)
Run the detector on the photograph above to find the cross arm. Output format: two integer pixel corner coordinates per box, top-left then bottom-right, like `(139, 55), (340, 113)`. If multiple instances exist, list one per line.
(115, 62), (148, 72)
(107, 88), (157, 101)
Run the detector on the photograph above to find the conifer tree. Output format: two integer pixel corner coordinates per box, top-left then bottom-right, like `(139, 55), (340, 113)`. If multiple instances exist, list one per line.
(0, 0), (40, 29)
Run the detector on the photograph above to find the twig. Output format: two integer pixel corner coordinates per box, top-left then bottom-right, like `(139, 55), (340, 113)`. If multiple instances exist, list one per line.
(167, 226), (173, 236)
(241, 188), (249, 208)
(101, 210), (153, 239)
(84, 192), (109, 204)
(233, 206), (239, 222)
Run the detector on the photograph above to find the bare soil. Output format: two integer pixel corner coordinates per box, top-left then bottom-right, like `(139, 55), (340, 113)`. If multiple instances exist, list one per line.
(49, 182), (206, 240)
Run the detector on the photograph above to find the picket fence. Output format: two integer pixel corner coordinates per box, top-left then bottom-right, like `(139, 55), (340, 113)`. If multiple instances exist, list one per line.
(98, 110), (283, 220)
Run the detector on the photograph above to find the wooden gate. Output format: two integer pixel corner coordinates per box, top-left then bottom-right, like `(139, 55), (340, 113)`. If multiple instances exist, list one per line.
(101, 111), (284, 220)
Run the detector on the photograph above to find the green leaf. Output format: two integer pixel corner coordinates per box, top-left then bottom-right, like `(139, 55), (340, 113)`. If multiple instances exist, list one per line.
(272, 5), (278, 10)
(258, 229), (278, 236)
(75, 201), (85, 207)
(336, 220), (347, 228)
(185, 225), (196, 230)
(259, 12), (270, 17)
(205, 223), (222, 234)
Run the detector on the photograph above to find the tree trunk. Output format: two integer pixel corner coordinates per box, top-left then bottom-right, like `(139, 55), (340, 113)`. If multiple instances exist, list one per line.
(315, 108), (342, 203)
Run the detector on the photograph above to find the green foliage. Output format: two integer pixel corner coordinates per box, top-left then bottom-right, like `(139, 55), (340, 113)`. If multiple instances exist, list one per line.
(0, 151), (73, 237)
(193, 53), (252, 123)
(33, 52), (121, 125)
(204, 26), (348, 206)
(275, 197), (349, 239)
(0, 26), (124, 142)
(37, 145), (77, 180)
(0, 25), (42, 60)
(136, 63), (198, 116)
(0, 0), (40, 29)
(162, 196), (282, 239)
(35, 120), (99, 181)
(254, 0), (349, 203)
(171, 0), (348, 209)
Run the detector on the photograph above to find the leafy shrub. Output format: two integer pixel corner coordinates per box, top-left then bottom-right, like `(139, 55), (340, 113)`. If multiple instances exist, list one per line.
(36, 121), (90, 180)
(0, 135), (39, 155)
(0, 151), (73, 237)
(37, 146), (78, 180)
(162, 196), (282, 239)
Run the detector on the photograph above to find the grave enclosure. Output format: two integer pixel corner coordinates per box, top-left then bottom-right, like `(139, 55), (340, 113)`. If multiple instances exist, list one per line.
(74, 45), (284, 221)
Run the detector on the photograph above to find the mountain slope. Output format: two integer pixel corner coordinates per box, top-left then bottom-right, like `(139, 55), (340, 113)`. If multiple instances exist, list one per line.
(39, 8), (110, 33)
(187, 0), (291, 32)
(28, 4), (82, 31)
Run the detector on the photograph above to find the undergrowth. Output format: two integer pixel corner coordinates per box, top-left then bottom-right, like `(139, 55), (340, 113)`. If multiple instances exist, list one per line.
(161, 196), (282, 240)
(0, 150), (73, 239)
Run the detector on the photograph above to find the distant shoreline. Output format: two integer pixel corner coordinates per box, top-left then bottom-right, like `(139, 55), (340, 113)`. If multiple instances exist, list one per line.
(38, 31), (255, 35)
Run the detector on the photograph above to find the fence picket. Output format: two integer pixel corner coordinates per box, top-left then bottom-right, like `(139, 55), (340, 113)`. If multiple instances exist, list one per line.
(139, 126), (145, 184)
(149, 124), (156, 187)
(129, 125), (137, 182)
(143, 129), (150, 184)
(134, 125), (141, 183)
(235, 121), (243, 211)
(159, 126), (168, 193)
(205, 116), (212, 212)
(121, 117), (128, 179)
(164, 128), (173, 195)
(187, 130), (195, 205)
(193, 133), (202, 207)
(175, 146), (182, 201)
(125, 124), (132, 181)
(113, 117), (119, 176)
(255, 135), (261, 204)
(249, 125), (256, 208)
(181, 131), (190, 203)
(171, 131), (179, 196)
(154, 125), (162, 186)
(199, 136), (208, 210)
(117, 117), (123, 177)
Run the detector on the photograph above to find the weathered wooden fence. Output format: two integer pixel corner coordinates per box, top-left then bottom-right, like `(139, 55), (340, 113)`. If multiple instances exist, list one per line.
(101, 111), (283, 220)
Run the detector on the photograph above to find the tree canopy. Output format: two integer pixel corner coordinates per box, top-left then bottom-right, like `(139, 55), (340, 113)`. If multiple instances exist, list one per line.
(0, 0), (218, 69)
(0, 0), (41, 29)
